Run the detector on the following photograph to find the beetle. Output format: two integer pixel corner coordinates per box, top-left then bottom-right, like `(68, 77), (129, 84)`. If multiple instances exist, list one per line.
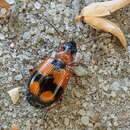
(26, 41), (79, 108)
(26, 16), (110, 109)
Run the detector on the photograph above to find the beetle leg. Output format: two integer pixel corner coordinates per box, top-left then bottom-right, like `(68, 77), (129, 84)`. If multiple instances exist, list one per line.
(67, 67), (81, 86)
(68, 67), (81, 86)
(43, 108), (49, 119)
(73, 73), (81, 87)
(43, 99), (62, 119)
(67, 61), (79, 67)
(47, 98), (62, 111)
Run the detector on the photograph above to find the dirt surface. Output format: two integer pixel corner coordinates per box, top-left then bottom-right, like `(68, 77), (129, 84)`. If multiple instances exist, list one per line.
(0, 0), (130, 130)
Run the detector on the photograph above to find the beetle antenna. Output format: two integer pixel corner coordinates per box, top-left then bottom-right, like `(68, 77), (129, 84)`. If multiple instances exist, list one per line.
(87, 33), (111, 42)
(43, 16), (65, 40)
(78, 33), (112, 46)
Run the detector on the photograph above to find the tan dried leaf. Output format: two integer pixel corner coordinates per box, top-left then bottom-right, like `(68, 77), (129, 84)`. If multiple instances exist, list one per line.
(11, 124), (19, 130)
(78, 0), (130, 17)
(75, 0), (130, 49)
(84, 17), (127, 49)
(0, 0), (10, 8)
(7, 87), (21, 104)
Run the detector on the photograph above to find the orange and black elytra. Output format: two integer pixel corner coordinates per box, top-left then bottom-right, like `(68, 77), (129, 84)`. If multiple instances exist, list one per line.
(27, 41), (79, 108)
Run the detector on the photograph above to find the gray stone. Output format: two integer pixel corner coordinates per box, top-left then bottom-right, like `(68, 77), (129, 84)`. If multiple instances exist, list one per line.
(14, 74), (23, 81)
(74, 66), (88, 77)
(45, 27), (55, 34)
(73, 89), (82, 98)
(81, 116), (89, 126)
(64, 118), (69, 126)
(23, 32), (31, 40)
(78, 109), (86, 116)
(128, 46), (130, 53)
(0, 33), (5, 40)
(109, 81), (121, 91)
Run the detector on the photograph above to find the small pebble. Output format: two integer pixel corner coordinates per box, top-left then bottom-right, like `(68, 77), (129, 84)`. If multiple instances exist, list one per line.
(113, 121), (118, 126)
(14, 74), (23, 81)
(78, 109), (86, 116)
(73, 89), (82, 98)
(107, 127), (112, 130)
(23, 32), (31, 40)
(128, 46), (130, 53)
(64, 118), (69, 126)
(81, 116), (89, 126)
(0, 8), (8, 18)
(74, 66), (88, 77)
(80, 45), (86, 51)
(45, 27), (55, 34)
(82, 102), (88, 108)
(75, 52), (83, 62)
(10, 43), (15, 48)
(30, 18), (36, 24)
(110, 91), (116, 98)
(34, 2), (41, 9)
(122, 86), (128, 92)
(106, 121), (112, 127)
(6, 0), (15, 4)
(0, 50), (3, 56)
(0, 33), (5, 40)
(110, 81), (120, 91)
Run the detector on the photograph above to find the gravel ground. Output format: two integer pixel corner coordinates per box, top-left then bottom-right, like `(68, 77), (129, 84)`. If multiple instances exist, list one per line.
(0, 0), (130, 130)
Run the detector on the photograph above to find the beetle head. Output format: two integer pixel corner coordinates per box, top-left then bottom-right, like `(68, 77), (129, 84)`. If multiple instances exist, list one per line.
(63, 41), (77, 54)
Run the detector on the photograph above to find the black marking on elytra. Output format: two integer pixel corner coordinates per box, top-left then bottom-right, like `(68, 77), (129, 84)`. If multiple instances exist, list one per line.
(27, 71), (64, 108)
(51, 59), (66, 69)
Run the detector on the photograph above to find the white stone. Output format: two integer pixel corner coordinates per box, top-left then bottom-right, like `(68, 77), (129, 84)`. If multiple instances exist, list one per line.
(34, 2), (41, 9)
(111, 91), (116, 98)
(0, 33), (5, 40)
(10, 43), (15, 48)
(14, 74), (23, 81)
(6, 0), (15, 4)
